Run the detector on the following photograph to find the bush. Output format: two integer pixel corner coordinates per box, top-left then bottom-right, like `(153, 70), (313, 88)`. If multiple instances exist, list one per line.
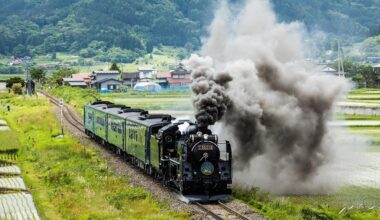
(6, 77), (25, 88)
(11, 83), (23, 94)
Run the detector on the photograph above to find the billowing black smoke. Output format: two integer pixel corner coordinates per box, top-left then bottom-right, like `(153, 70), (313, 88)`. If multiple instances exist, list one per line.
(187, 55), (232, 127)
(186, 0), (347, 193)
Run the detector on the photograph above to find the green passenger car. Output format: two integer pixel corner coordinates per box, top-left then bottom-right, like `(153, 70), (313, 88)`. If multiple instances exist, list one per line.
(93, 109), (107, 140)
(84, 105), (95, 133)
(125, 120), (148, 163)
(107, 114), (125, 150)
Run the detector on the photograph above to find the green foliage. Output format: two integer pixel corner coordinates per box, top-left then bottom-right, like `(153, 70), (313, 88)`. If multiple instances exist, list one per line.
(109, 63), (121, 73)
(273, 0), (380, 38)
(11, 83), (23, 94)
(6, 76), (24, 88)
(50, 67), (77, 86)
(233, 187), (380, 220)
(360, 35), (380, 56)
(30, 67), (46, 84)
(0, 64), (24, 74)
(0, 0), (217, 57)
(48, 86), (100, 115)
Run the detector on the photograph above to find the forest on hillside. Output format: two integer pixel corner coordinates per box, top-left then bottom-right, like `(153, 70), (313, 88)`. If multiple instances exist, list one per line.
(0, 0), (380, 61)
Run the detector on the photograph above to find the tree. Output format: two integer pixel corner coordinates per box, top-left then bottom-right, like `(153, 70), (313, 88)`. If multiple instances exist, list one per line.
(30, 67), (46, 84)
(109, 63), (121, 73)
(6, 77), (25, 88)
(50, 68), (77, 86)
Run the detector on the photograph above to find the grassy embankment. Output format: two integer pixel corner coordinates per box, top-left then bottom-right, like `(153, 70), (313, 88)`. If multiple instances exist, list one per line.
(0, 93), (187, 219)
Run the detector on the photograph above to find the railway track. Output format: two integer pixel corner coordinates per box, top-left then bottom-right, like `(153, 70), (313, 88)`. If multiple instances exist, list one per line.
(195, 201), (251, 220)
(40, 91), (260, 220)
(39, 91), (85, 133)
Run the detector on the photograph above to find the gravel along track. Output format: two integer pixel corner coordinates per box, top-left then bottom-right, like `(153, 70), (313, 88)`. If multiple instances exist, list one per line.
(43, 92), (264, 219)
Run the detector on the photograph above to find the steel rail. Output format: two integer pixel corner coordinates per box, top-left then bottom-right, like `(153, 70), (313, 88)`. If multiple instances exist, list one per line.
(218, 201), (251, 220)
(40, 91), (85, 133)
(195, 202), (224, 220)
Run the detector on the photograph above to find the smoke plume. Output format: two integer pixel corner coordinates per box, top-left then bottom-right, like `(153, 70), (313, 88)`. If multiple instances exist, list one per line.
(187, 55), (232, 127)
(186, 0), (347, 193)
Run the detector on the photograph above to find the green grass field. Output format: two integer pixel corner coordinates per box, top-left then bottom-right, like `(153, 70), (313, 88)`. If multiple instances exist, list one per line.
(0, 74), (25, 81)
(0, 93), (187, 219)
(48, 86), (192, 116)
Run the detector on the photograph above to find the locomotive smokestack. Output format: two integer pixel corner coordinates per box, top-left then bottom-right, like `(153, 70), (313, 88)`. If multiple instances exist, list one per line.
(186, 55), (232, 128)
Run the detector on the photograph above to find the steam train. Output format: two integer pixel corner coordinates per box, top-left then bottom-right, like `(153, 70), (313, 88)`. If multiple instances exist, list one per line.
(83, 101), (232, 202)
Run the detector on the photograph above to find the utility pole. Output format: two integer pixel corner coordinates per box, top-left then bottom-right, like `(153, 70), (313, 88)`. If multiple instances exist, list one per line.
(60, 98), (64, 137)
(25, 62), (32, 96)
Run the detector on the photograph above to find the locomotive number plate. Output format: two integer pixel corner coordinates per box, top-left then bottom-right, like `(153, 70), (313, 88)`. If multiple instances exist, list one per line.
(198, 144), (214, 151)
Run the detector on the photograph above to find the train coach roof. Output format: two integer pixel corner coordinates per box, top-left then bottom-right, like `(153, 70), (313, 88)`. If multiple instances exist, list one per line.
(86, 101), (173, 127)
(126, 114), (173, 127)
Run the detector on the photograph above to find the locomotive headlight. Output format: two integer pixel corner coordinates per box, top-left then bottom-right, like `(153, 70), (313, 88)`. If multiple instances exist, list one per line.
(200, 162), (214, 176)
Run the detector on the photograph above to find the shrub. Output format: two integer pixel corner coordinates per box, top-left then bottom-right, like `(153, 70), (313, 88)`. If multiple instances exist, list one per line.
(11, 83), (23, 94)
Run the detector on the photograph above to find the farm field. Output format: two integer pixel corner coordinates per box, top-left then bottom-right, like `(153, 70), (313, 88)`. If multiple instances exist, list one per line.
(0, 74), (25, 81)
(48, 87), (193, 118)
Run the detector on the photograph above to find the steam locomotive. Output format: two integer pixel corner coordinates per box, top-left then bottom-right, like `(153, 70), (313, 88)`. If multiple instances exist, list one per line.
(83, 101), (232, 202)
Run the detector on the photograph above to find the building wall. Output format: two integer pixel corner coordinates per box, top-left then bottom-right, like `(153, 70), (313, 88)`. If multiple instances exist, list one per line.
(96, 73), (119, 81)
(100, 81), (122, 90)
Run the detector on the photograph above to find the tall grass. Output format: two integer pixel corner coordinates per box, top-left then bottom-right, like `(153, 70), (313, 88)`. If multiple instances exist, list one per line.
(233, 187), (380, 220)
(0, 95), (187, 219)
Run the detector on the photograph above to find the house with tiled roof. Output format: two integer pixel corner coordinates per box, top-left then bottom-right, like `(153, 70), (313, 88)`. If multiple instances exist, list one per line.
(155, 65), (191, 88)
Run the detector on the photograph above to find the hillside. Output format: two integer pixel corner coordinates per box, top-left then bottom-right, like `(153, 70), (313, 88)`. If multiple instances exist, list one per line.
(273, 0), (380, 38)
(1, 0), (380, 59)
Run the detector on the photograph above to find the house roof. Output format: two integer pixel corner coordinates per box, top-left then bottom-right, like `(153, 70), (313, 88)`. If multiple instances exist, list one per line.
(93, 70), (119, 74)
(167, 78), (192, 85)
(63, 78), (86, 82)
(172, 66), (189, 75)
(138, 66), (155, 71)
(92, 78), (123, 84)
(72, 73), (91, 79)
(156, 72), (171, 78)
(122, 72), (139, 79)
(322, 67), (337, 72)
(66, 81), (87, 86)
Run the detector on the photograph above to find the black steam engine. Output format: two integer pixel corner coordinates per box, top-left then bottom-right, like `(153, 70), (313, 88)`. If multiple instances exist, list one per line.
(84, 101), (232, 202)
(158, 123), (232, 201)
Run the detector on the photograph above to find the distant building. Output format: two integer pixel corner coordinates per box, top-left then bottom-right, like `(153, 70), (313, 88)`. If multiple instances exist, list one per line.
(167, 65), (191, 86)
(92, 70), (119, 82)
(367, 57), (380, 63)
(62, 78), (87, 88)
(72, 73), (92, 85)
(121, 72), (140, 87)
(91, 70), (121, 91)
(155, 65), (191, 88)
(317, 65), (345, 77)
(156, 72), (171, 87)
(138, 66), (156, 81)
(9, 59), (22, 66)
(91, 78), (122, 92)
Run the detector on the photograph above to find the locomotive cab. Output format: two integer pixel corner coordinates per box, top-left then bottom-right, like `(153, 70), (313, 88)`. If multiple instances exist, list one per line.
(177, 125), (232, 202)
